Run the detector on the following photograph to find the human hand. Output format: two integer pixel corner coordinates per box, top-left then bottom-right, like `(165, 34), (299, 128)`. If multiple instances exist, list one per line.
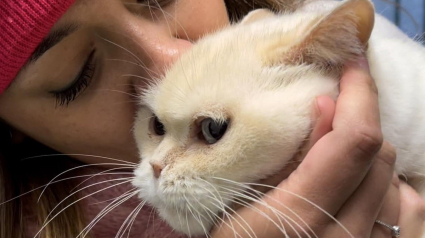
(211, 56), (398, 238)
(393, 179), (425, 238)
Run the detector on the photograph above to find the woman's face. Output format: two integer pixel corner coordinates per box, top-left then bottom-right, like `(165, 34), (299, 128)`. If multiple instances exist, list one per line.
(0, 0), (229, 164)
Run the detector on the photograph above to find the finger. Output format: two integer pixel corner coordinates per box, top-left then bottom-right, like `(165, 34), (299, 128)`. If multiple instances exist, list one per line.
(334, 141), (396, 237)
(397, 181), (425, 238)
(307, 95), (336, 149)
(282, 56), (384, 216)
(211, 97), (336, 238)
(370, 173), (400, 238)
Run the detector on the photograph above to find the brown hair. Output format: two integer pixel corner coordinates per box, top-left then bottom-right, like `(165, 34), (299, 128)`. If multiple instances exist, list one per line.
(0, 1), (291, 237)
(225, 0), (304, 21)
(0, 122), (87, 238)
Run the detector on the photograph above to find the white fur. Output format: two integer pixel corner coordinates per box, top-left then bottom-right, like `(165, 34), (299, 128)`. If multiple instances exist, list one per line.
(132, 0), (425, 236)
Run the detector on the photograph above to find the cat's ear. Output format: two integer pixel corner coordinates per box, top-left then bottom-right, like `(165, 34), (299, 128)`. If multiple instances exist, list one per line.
(241, 9), (275, 25)
(268, 0), (375, 69)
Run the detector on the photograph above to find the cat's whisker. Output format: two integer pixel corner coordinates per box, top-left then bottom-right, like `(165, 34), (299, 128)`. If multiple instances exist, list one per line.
(187, 190), (228, 237)
(115, 200), (146, 238)
(215, 188), (293, 238)
(106, 58), (159, 78)
(183, 193), (210, 237)
(244, 182), (354, 238)
(147, 205), (156, 230)
(81, 200), (138, 238)
(216, 178), (323, 237)
(34, 179), (134, 238)
(97, 36), (156, 78)
(224, 194), (291, 238)
(121, 74), (155, 83)
(184, 196), (202, 237)
(124, 1), (191, 44)
(204, 193), (257, 238)
(198, 178), (227, 213)
(185, 208), (192, 237)
(105, 58), (138, 66)
(78, 188), (140, 238)
(175, 203), (185, 233)
(248, 188), (316, 238)
(197, 179), (262, 238)
(22, 153), (137, 165)
(71, 167), (134, 192)
(216, 186), (295, 238)
(87, 88), (139, 98)
(44, 177), (134, 223)
(125, 201), (146, 238)
(214, 179), (316, 238)
(0, 172), (131, 206)
(197, 178), (244, 238)
(152, 1), (174, 42)
(198, 201), (224, 233)
(159, 0), (191, 42)
(37, 162), (135, 202)
(97, 29), (163, 82)
(210, 178), (318, 237)
(198, 178), (248, 238)
(101, 100), (146, 107)
(87, 185), (137, 206)
(229, 187), (313, 238)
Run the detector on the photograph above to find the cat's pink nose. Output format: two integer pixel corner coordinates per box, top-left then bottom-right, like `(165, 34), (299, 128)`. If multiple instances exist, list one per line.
(150, 163), (163, 178)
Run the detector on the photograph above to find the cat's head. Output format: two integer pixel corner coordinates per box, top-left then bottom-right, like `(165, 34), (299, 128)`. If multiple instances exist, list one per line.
(132, 0), (375, 236)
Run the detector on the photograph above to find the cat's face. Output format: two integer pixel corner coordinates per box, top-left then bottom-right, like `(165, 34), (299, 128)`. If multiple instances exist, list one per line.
(132, 0), (374, 235)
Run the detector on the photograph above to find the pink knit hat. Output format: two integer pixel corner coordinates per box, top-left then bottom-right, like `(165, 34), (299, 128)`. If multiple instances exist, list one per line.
(0, 0), (76, 94)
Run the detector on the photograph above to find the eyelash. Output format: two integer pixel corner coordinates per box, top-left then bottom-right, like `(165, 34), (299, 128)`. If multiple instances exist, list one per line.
(53, 50), (96, 107)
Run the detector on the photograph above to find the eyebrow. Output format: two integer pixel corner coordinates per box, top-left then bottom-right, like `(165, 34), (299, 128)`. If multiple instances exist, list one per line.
(28, 23), (79, 63)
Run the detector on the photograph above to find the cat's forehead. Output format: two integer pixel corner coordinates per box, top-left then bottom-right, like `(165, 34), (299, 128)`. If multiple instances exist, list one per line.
(145, 10), (325, 119)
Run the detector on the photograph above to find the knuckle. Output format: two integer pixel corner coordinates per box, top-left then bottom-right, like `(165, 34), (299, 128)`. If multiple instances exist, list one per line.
(352, 127), (383, 157)
(419, 202), (425, 219)
(413, 194), (425, 219)
(367, 75), (379, 96)
(375, 141), (397, 166)
(400, 182), (425, 219)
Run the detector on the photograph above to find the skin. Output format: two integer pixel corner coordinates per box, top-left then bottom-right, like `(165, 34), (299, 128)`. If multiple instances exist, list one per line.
(212, 58), (425, 238)
(0, 0), (229, 165)
(0, 0), (423, 237)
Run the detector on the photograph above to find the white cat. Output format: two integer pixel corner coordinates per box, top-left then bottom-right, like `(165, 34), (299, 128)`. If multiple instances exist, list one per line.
(132, 0), (425, 236)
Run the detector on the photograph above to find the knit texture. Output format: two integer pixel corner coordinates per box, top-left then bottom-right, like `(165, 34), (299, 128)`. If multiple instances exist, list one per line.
(0, 0), (76, 94)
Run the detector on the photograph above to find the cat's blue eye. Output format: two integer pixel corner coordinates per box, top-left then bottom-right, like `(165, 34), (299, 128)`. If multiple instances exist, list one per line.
(200, 118), (228, 144)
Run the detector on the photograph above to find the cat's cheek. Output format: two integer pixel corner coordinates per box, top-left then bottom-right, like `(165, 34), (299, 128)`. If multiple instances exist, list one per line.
(157, 206), (214, 236)
(132, 161), (158, 202)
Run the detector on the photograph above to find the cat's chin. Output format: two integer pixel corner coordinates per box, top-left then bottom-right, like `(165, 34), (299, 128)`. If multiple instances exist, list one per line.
(157, 206), (215, 236)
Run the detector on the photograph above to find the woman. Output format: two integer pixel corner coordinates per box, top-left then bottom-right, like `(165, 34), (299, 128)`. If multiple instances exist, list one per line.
(0, 0), (423, 237)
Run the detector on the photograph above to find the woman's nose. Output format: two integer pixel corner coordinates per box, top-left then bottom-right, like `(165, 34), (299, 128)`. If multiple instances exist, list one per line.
(146, 37), (193, 72)
(122, 15), (193, 74)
